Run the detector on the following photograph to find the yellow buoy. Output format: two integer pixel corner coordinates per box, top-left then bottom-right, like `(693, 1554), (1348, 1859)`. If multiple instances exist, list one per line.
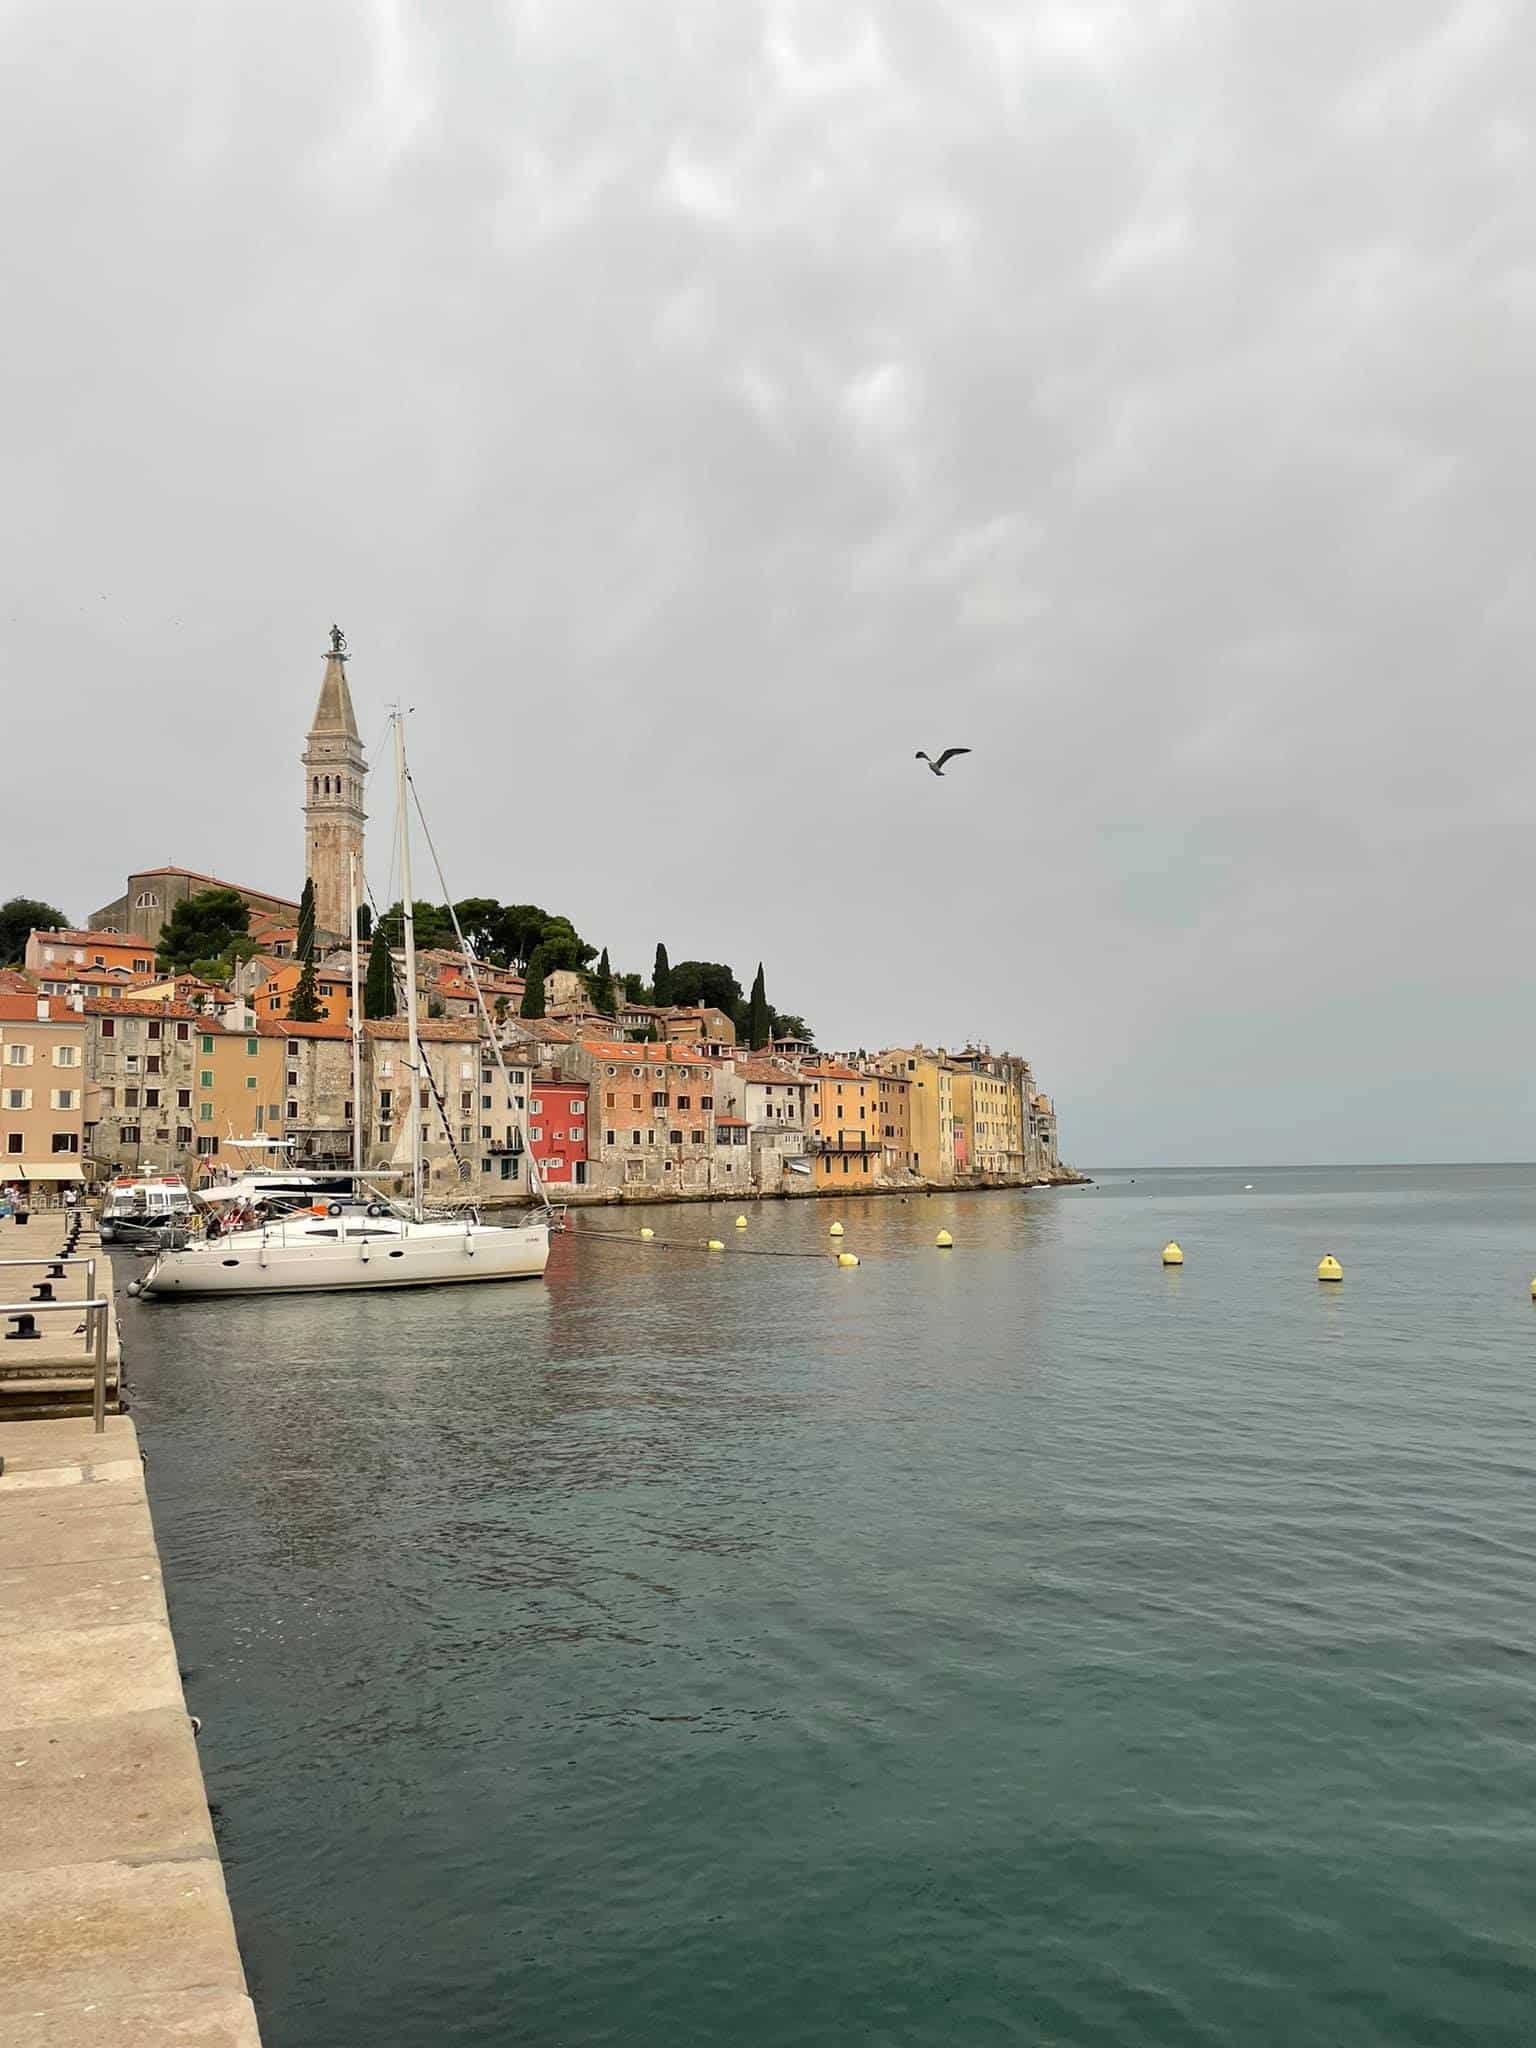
(640, 1227), (655, 1240)
(837, 1251), (860, 1267)
(707, 1239), (726, 1252)
(1317, 1254), (1343, 1283)
(1530, 1277), (1536, 1301)
(734, 1215), (748, 1228)
(1162, 1241), (1184, 1267)
(936, 1229), (953, 1248)
(829, 1221), (845, 1237)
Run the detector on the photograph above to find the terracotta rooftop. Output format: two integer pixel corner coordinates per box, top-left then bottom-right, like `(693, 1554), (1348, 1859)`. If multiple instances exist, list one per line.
(578, 1039), (719, 1064)
(0, 970), (36, 994)
(83, 996), (215, 1021)
(29, 928), (141, 948)
(362, 1019), (479, 1042)
(0, 993), (86, 1023)
(738, 1060), (806, 1085)
(258, 1018), (351, 1041)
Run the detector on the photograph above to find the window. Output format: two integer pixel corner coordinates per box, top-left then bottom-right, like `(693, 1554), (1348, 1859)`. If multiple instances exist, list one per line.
(52, 1131), (79, 1154)
(481, 1094), (492, 1111)
(378, 1126), (391, 1145)
(461, 1091), (473, 1111)
(651, 1091), (667, 1108)
(119, 1126), (140, 1144)
(197, 1135), (219, 1157)
(460, 1125), (471, 1143)
(199, 1102), (212, 1122)
(124, 1087), (140, 1109)
(378, 1090), (391, 1114)
(52, 1045), (79, 1068)
(201, 1035), (214, 1055)
(700, 1095), (711, 1111)
(529, 1127), (542, 1142)
(606, 1131), (616, 1144)
(4, 1045), (30, 1066)
(571, 1101), (584, 1117)
(100, 1017), (115, 1039)
(3, 1089), (30, 1110)
(287, 1070), (298, 1089)
(176, 1022), (190, 1041)
(480, 1125), (492, 1140)
(247, 1037), (259, 1056)
(690, 1130), (704, 1144)
(631, 1131), (641, 1146)
(176, 1088), (190, 1109)
(146, 1054), (161, 1074)
(143, 1089), (160, 1110)
(530, 1098), (543, 1114)
(4, 1133), (20, 1154)
(199, 1070), (213, 1090)
(606, 1065), (617, 1077)
(605, 1092), (615, 1108)
(669, 1130), (682, 1146)
(125, 1054), (141, 1075)
(287, 1102), (299, 1121)
(176, 1125), (194, 1145)
(134, 892), (159, 909)
(245, 1076), (257, 1090)
(148, 1020), (162, 1041)
(133, 957), (152, 973)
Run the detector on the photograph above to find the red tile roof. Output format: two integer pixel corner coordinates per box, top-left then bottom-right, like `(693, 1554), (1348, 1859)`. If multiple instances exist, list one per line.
(257, 1018), (350, 1040)
(29, 928), (140, 947)
(578, 1039), (719, 1065)
(128, 867), (299, 907)
(0, 993), (85, 1023)
(0, 969), (37, 993)
(83, 996), (218, 1021)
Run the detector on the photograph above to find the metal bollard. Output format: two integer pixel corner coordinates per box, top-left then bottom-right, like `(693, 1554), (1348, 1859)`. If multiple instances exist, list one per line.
(92, 1301), (108, 1433)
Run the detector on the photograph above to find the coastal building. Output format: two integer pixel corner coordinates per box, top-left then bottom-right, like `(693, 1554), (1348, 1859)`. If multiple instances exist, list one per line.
(25, 929), (155, 980)
(948, 1051), (1020, 1177)
(572, 1039), (723, 1193)
(89, 868), (299, 946)
(526, 1075), (588, 1190)
(83, 999), (204, 1173)
(0, 992), (89, 1199)
(802, 1061), (880, 1187)
(875, 1069), (913, 1179)
(302, 629), (368, 941)
(275, 1018), (355, 1171)
(725, 1058), (811, 1190)
(254, 959), (352, 1025)
(363, 1018), (481, 1194)
(473, 1048), (533, 1196)
(873, 1050), (956, 1185)
(1031, 1095), (1059, 1176)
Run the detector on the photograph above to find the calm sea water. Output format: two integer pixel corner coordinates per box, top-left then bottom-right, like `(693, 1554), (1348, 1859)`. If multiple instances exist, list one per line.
(122, 1167), (1536, 2047)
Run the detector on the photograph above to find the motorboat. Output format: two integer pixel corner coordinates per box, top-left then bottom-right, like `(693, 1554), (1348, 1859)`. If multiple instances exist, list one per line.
(99, 1174), (195, 1249)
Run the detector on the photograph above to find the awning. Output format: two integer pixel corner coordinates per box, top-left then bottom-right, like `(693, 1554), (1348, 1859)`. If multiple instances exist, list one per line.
(17, 1163), (85, 1181)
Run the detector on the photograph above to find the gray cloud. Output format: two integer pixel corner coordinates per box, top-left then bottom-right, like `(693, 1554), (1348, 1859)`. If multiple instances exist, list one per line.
(3, 0), (1532, 1163)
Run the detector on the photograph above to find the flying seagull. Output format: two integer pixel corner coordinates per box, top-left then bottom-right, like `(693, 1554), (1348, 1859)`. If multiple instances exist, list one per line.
(915, 748), (971, 777)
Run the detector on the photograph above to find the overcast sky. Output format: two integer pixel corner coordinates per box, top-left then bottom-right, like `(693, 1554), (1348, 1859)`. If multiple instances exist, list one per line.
(3, 1), (1532, 1165)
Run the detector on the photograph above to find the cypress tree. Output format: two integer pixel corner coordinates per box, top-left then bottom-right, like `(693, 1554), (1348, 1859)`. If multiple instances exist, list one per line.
(652, 942), (672, 1006)
(356, 901), (373, 942)
(296, 878), (316, 963)
(520, 944), (548, 1018)
(747, 963), (770, 1050)
(288, 958), (322, 1022)
(364, 926), (395, 1019)
(588, 946), (615, 1017)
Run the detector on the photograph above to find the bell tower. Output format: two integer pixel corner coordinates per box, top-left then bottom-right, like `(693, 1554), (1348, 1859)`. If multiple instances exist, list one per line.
(302, 625), (367, 940)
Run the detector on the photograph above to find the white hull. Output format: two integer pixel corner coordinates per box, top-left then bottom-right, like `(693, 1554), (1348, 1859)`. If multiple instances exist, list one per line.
(139, 1217), (548, 1297)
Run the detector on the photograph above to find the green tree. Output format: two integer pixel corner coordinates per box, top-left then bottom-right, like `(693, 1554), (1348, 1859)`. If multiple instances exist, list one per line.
(0, 896), (67, 967)
(453, 898), (505, 962)
(520, 943), (549, 1018)
(364, 926), (396, 1019)
(668, 960), (743, 1016)
(587, 946), (615, 1016)
(622, 971), (646, 1004)
(536, 915), (595, 973)
(296, 878), (316, 964)
(356, 901), (373, 942)
(747, 963), (770, 1050)
(769, 1010), (812, 1044)
(499, 903), (550, 968)
(377, 900), (454, 950)
(288, 958), (322, 1022)
(652, 942), (672, 1006)
(158, 888), (250, 973)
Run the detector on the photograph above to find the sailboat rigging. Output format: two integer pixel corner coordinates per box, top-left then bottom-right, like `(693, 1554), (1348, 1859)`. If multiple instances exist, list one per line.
(135, 707), (551, 1298)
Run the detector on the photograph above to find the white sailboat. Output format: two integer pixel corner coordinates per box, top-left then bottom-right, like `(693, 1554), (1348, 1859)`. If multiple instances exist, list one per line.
(137, 712), (550, 1299)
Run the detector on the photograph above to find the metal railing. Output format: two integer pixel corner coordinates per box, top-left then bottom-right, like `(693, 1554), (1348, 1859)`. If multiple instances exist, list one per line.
(0, 1286), (113, 1433)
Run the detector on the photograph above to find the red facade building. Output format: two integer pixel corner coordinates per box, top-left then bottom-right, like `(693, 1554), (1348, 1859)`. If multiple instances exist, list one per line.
(527, 1074), (588, 1187)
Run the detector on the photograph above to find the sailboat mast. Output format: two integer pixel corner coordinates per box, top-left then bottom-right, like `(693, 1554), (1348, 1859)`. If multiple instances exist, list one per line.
(394, 711), (425, 1225)
(347, 852), (364, 1181)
